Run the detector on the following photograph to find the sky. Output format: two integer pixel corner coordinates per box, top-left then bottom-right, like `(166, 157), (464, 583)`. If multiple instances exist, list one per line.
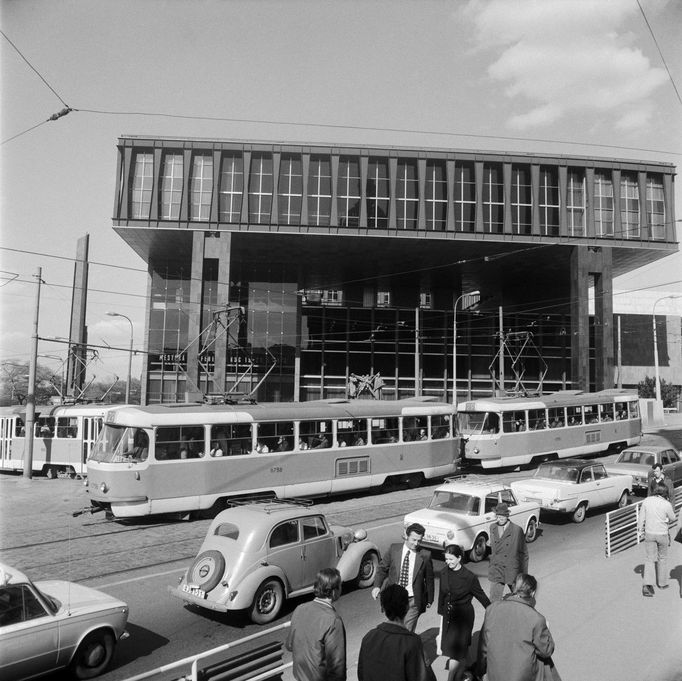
(1, 0), (681, 388)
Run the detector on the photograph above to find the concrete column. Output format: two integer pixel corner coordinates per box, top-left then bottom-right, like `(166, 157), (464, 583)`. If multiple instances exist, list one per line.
(570, 246), (590, 391)
(593, 248), (613, 390)
(186, 232), (205, 387)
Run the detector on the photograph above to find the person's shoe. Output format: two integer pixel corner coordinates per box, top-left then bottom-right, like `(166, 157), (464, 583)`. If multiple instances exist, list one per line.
(642, 585), (655, 597)
(658, 584), (669, 590)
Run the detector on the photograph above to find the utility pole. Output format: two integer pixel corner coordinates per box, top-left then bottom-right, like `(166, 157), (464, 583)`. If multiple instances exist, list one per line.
(24, 267), (42, 479)
(498, 306), (505, 396)
(414, 307), (421, 396)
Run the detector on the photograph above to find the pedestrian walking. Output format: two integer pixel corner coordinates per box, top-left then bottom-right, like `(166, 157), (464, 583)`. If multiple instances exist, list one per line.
(638, 482), (677, 596)
(647, 463), (675, 501)
(478, 573), (559, 681)
(371, 522), (434, 632)
(488, 503), (529, 602)
(358, 584), (432, 681)
(438, 544), (490, 681)
(285, 568), (346, 681)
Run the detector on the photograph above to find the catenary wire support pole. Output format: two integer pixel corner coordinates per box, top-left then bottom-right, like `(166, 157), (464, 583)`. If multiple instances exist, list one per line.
(106, 311), (133, 403)
(452, 290), (480, 404)
(24, 266), (42, 479)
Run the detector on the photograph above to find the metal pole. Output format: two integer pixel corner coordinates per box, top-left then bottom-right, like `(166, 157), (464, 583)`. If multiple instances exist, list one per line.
(452, 305), (457, 404)
(616, 315), (622, 390)
(653, 301), (662, 405)
(414, 307), (420, 396)
(498, 306), (504, 396)
(107, 312), (133, 403)
(24, 267), (42, 479)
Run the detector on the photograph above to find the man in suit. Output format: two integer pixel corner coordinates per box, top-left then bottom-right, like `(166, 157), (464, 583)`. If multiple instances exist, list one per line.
(371, 522), (434, 632)
(488, 503), (528, 602)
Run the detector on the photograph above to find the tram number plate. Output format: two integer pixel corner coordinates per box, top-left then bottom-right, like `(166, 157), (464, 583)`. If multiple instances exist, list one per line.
(182, 584), (207, 599)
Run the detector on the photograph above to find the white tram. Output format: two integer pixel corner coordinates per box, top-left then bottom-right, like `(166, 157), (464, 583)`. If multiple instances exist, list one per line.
(86, 397), (458, 518)
(457, 389), (642, 469)
(0, 403), (111, 478)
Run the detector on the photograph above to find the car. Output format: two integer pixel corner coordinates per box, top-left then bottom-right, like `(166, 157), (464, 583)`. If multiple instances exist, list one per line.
(0, 562), (129, 681)
(168, 499), (380, 624)
(604, 445), (682, 493)
(403, 479), (540, 562)
(510, 459), (632, 523)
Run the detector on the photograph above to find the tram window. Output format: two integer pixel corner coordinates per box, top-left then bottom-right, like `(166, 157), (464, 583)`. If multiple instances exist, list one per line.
(528, 409), (546, 430)
(269, 520), (299, 548)
(404, 415), (428, 442)
(36, 418), (54, 438)
(548, 408), (565, 428)
(15, 419), (25, 437)
(256, 422), (294, 453)
(299, 420), (333, 450)
(57, 417), (78, 438)
(210, 424), (252, 456)
(156, 425), (205, 460)
(584, 405), (599, 424)
(371, 417), (399, 444)
(458, 411), (487, 435)
(566, 406), (582, 426)
(502, 413), (515, 433)
(511, 412), (527, 432)
(628, 401), (639, 419)
(599, 404), (614, 422)
(432, 414), (451, 439)
(336, 419), (367, 447)
(615, 402), (628, 420)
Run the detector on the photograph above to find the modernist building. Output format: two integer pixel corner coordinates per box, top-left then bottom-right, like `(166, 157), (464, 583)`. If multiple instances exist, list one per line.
(111, 137), (677, 404)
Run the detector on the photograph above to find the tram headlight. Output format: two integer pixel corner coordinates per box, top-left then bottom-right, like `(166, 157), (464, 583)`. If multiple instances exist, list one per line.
(99, 482), (108, 494)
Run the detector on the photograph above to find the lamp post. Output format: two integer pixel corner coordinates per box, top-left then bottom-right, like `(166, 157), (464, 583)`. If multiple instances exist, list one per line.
(453, 290), (480, 404)
(107, 312), (133, 404)
(652, 294), (681, 409)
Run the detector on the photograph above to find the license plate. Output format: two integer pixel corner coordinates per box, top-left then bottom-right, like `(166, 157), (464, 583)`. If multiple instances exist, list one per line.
(182, 583), (207, 599)
(425, 533), (441, 543)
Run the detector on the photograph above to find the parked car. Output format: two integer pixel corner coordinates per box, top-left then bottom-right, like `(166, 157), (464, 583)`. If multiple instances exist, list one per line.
(168, 499), (380, 624)
(403, 479), (540, 562)
(0, 562), (129, 681)
(511, 459), (632, 523)
(604, 445), (682, 494)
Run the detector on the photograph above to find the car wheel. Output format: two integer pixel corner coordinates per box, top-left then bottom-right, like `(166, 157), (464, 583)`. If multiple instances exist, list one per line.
(186, 550), (225, 593)
(468, 534), (488, 562)
(70, 630), (114, 679)
(617, 491), (630, 508)
(525, 518), (538, 543)
(572, 503), (587, 523)
(250, 578), (284, 624)
(356, 551), (379, 588)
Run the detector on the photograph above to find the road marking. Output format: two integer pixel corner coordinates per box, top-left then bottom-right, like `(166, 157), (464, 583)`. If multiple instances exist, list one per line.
(98, 566), (185, 588)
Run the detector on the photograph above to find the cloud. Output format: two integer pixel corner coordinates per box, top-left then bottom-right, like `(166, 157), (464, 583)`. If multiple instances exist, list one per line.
(461, 0), (669, 131)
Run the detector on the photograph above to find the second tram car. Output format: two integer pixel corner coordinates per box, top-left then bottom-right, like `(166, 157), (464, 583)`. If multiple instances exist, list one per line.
(457, 389), (641, 469)
(86, 397), (458, 518)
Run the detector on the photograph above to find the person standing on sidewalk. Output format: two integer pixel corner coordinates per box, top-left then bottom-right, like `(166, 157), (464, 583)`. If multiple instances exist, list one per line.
(488, 503), (528, 602)
(638, 482), (677, 597)
(286, 568), (346, 681)
(647, 463), (675, 501)
(371, 522), (434, 632)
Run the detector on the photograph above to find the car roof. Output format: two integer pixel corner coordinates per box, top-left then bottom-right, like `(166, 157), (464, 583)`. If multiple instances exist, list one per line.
(621, 445), (672, 454)
(213, 499), (320, 523)
(436, 479), (512, 494)
(539, 458), (597, 468)
(0, 563), (30, 586)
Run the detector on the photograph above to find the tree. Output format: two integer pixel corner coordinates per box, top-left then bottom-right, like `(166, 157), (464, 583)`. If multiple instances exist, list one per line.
(637, 375), (681, 408)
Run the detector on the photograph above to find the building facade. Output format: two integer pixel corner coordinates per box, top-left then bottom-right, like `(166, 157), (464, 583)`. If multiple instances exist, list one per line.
(111, 137), (677, 404)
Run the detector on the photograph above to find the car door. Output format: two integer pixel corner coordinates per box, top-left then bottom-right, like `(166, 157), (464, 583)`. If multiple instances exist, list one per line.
(591, 464), (617, 506)
(266, 519), (306, 593)
(0, 584), (60, 680)
(300, 516), (337, 586)
(662, 450), (682, 486)
(577, 466), (602, 506)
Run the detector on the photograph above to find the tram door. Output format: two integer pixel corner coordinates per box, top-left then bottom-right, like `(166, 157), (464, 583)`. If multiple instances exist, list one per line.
(81, 417), (103, 473)
(0, 417), (13, 468)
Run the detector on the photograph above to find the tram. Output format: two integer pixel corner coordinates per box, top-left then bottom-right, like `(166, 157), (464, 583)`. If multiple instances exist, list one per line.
(86, 397), (458, 518)
(457, 389), (641, 469)
(0, 403), (111, 478)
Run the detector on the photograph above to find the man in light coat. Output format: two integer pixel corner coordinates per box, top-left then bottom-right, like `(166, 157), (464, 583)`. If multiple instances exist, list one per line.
(488, 502), (529, 602)
(478, 573), (558, 681)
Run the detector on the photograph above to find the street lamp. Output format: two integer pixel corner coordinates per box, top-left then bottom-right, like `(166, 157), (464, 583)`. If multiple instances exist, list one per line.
(107, 312), (133, 404)
(652, 294), (682, 409)
(453, 290), (480, 404)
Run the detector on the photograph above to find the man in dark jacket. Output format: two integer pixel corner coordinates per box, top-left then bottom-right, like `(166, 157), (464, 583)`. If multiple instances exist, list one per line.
(372, 522), (434, 632)
(647, 463), (675, 501)
(488, 502), (529, 602)
(358, 584), (431, 681)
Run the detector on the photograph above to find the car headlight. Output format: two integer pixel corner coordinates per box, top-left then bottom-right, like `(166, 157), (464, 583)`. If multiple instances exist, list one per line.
(446, 529), (455, 540)
(353, 528), (367, 542)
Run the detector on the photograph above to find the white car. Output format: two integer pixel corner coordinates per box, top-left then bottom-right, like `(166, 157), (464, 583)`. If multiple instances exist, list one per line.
(0, 563), (129, 680)
(403, 479), (540, 562)
(511, 459), (632, 523)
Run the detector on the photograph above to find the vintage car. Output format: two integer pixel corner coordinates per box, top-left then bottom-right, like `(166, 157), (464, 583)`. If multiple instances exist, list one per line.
(0, 562), (129, 681)
(604, 445), (682, 494)
(169, 499), (380, 624)
(511, 459), (632, 523)
(403, 479), (540, 562)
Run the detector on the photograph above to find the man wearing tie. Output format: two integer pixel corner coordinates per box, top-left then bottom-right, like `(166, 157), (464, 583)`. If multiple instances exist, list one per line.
(372, 522), (434, 632)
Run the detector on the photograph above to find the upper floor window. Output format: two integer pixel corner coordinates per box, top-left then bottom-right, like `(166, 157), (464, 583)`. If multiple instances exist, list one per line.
(482, 163), (503, 234)
(594, 171), (614, 237)
(131, 151), (153, 219)
(511, 165), (531, 235)
(454, 162), (475, 232)
(419, 290), (432, 309)
(396, 160), (418, 230)
(426, 160), (448, 231)
(190, 154), (213, 221)
(160, 152), (183, 220)
(337, 156), (361, 227)
(376, 290), (391, 307)
(219, 153), (243, 222)
(567, 169), (585, 237)
(278, 154), (302, 225)
(248, 154), (273, 224)
(538, 166), (559, 237)
(307, 155), (332, 227)
(620, 173), (640, 238)
(646, 175), (665, 240)
(367, 158), (389, 229)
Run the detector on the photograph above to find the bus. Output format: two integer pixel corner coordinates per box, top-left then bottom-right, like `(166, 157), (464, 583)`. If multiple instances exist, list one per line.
(457, 389), (641, 469)
(0, 403), (111, 478)
(86, 397), (458, 518)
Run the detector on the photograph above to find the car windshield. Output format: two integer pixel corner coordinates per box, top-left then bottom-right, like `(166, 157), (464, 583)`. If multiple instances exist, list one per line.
(89, 425), (150, 463)
(428, 491), (480, 515)
(33, 585), (59, 614)
(617, 450), (653, 466)
(534, 464), (579, 482)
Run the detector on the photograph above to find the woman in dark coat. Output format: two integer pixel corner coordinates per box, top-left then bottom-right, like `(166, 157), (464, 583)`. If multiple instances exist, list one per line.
(438, 544), (491, 681)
